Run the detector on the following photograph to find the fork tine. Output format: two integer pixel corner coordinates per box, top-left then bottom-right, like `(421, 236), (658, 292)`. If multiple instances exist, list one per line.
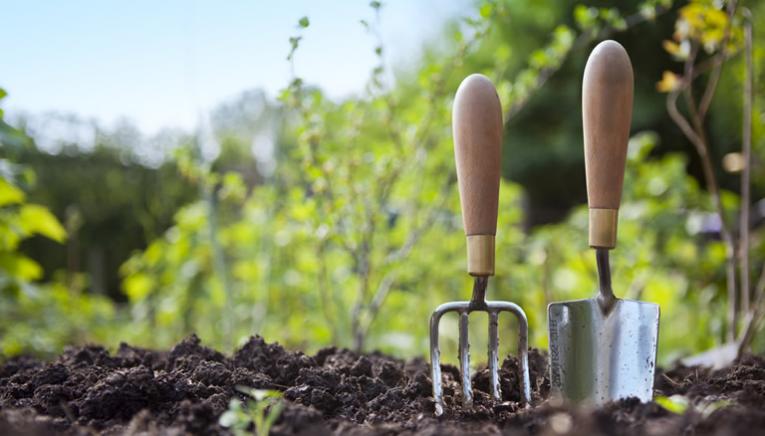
(458, 310), (472, 405)
(488, 310), (501, 401)
(430, 299), (530, 415)
(491, 301), (532, 404)
(429, 307), (446, 416)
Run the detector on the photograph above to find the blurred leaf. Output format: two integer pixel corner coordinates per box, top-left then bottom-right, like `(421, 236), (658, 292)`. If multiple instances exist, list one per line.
(656, 395), (689, 414)
(574, 5), (598, 30)
(657, 71), (681, 92)
(0, 253), (42, 280)
(663, 40), (690, 60)
(640, 4), (657, 20)
(19, 204), (66, 243)
(298, 16), (310, 28)
(123, 273), (154, 301)
(0, 177), (25, 206)
(698, 398), (732, 418)
(479, 3), (493, 19)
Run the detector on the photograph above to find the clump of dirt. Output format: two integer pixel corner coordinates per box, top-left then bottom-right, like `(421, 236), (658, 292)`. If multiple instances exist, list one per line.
(0, 335), (764, 435)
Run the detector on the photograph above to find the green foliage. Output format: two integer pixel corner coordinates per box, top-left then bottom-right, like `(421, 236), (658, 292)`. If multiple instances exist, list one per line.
(6, 139), (198, 299)
(116, 0), (762, 365)
(1, 0), (763, 365)
(219, 388), (284, 436)
(0, 92), (119, 356)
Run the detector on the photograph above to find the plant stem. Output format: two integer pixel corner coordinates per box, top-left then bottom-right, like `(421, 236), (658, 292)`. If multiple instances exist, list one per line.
(668, 85), (739, 342)
(664, 0), (742, 341)
(206, 184), (234, 352)
(739, 8), (753, 318)
(738, 263), (765, 357)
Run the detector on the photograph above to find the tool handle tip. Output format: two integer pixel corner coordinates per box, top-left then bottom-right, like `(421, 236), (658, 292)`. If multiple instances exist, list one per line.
(583, 41), (633, 248)
(453, 74), (503, 274)
(453, 74), (503, 237)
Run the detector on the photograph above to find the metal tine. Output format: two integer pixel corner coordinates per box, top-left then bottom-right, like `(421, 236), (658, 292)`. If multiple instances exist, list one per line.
(428, 315), (444, 416)
(488, 310), (501, 401)
(430, 296), (531, 416)
(458, 311), (472, 405)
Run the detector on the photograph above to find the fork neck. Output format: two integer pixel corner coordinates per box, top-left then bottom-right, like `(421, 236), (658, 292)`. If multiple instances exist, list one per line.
(595, 248), (617, 314)
(468, 276), (489, 310)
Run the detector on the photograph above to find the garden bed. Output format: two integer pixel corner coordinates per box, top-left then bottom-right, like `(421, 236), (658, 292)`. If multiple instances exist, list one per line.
(1, 335), (764, 435)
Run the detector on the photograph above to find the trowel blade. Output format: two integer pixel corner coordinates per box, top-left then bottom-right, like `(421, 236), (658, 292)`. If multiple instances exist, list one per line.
(548, 298), (660, 405)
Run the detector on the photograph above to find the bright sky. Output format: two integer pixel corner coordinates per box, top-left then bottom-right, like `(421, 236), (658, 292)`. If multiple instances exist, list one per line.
(0, 1), (469, 135)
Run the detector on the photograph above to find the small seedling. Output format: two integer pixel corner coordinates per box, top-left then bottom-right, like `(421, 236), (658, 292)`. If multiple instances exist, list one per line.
(656, 394), (732, 419)
(219, 387), (284, 436)
(655, 395), (689, 414)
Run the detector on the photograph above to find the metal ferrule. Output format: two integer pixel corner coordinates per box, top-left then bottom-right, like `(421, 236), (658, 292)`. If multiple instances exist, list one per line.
(466, 234), (494, 276)
(588, 208), (618, 249)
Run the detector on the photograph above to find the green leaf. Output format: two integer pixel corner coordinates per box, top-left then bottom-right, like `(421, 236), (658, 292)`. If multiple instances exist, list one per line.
(123, 273), (154, 301)
(640, 4), (657, 20)
(298, 16), (310, 28)
(698, 398), (732, 418)
(218, 410), (237, 428)
(574, 5), (598, 29)
(0, 253), (42, 280)
(0, 88), (7, 100)
(479, 3), (493, 19)
(0, 177), (25, 206)
(656, 395), (689, 414)
(19, 204), (67, 243)
(370, 1), (381, 10)
(261, 400), (285, 436)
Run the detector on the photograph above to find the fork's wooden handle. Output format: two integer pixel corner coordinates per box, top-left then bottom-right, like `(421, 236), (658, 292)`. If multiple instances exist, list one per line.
(583, 40), (633, 249)
(453, 74), (503, 276)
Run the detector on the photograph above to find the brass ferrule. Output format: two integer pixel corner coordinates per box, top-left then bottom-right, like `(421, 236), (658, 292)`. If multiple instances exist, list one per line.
(466, 234), (495, 276)
(589, 208), (618, 249)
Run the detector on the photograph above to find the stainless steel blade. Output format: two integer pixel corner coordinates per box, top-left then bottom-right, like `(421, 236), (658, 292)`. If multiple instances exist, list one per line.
(548, 298), (660, 405)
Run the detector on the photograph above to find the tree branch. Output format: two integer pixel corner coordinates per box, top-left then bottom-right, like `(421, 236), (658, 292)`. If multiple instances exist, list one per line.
(668, 61), (739, 341)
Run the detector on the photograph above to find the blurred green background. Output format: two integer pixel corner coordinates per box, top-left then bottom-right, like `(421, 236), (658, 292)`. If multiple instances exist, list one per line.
(1, 0), (764, 367)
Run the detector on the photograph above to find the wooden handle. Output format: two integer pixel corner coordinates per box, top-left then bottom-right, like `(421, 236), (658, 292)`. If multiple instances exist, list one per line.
(453, 74), (503, 275)
(582, 40), (633, 248)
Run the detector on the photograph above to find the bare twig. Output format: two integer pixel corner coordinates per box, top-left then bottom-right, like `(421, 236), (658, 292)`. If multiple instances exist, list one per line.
(665, 2), (741, 341)
(316, 240), (341, 343)
(738, 263), (765, 357)
(699, 0), (738, 118)
(359, 177), (455, 341)
(739, 8), (753, 317)
(666, 90), (703, 145)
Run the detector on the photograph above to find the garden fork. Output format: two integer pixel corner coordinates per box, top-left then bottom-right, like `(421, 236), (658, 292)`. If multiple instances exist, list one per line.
(429, 74), (531, 416)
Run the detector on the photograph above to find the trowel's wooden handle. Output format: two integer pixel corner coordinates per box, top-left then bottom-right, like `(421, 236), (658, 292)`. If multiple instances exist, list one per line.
(583, 40), (633, 249)
(453, 74), (503, 276)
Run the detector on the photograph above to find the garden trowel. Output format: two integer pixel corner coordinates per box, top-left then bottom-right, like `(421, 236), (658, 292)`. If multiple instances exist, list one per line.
(547, 40), (660, 405)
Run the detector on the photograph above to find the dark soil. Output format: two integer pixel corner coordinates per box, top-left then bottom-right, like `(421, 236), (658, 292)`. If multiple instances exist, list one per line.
(1, 335), (764, 435)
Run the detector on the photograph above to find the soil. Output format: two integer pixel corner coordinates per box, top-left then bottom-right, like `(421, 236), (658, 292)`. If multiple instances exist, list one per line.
(1, 335), (764, 435)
